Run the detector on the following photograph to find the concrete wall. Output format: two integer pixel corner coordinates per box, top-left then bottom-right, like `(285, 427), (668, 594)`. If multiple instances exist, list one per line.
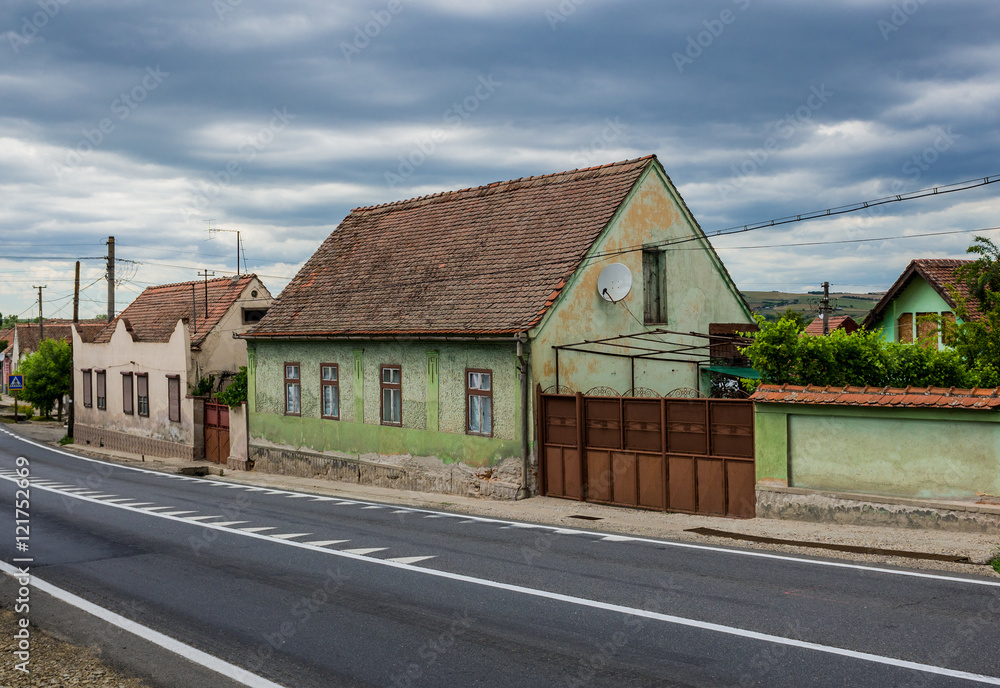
(529, 165), (753, 396)
(248, 339), (524, 468)
(755, 402), (1000, 500)
(870, 278), (955, 345)
(73, 319), (197, 457)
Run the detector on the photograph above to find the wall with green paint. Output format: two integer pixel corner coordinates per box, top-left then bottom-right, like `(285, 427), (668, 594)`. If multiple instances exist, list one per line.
(249, 339), (523, 466)
(755, 402), (1000, 499)
(869, 278), (956, 343)
(528, 165), (753, 396)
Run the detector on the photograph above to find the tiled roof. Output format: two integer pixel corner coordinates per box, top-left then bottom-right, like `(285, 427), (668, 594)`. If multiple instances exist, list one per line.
(94, 275), (257, 346)
(248, 157), (658, 337)
(863, 258), (979, 328)
(751, 383), (1000, 409)
(13, 321), (106, 355)
(803, 315), (859, 336)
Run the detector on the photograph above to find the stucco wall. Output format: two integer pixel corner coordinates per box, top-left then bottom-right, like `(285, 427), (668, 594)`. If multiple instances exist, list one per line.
(870, 278), (955, 344)
(193, 276), (273, 389)
(249, 339), (524, 466)
(73, 319), (196, 448)
(755, 403), (1000, 500)
(529, 166), (752, 396)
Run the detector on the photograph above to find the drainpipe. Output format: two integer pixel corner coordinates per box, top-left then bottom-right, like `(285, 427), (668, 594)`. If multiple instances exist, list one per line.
(517, 332), (530, 500)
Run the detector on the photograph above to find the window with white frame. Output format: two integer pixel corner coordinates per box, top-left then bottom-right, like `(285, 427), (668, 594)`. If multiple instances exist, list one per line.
(321, 364), (339, 420)
(285, 363), (301, 415)
(466, 369), (493, 436)
(380, 365), (401, 426)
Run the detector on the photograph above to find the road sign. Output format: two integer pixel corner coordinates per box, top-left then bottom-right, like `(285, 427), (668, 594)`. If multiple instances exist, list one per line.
(8, 375), (23, 391)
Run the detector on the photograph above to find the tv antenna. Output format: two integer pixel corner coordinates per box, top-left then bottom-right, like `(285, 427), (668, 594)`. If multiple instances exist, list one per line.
(206, 220), (247, 276)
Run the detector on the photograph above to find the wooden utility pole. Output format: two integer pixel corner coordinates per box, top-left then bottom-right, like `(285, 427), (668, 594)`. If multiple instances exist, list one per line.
(107, 236), (115, 321)
(73, 261), (80, 322)
(821, 281), (831, 335)
(69, 261), (80, 437)
(32, 285), (46, 341)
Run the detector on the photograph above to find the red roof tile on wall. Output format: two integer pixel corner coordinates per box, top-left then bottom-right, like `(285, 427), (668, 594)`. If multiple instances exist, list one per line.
(750, 384), (1000, 409)
(247, 157), (656, 337)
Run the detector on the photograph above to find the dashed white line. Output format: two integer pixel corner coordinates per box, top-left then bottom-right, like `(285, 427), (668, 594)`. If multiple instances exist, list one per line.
(238, 527), (277, 533)
(270, 533), (312, 540)
(301, 540), (350, 547)
(210, 521), (249, 527)
(387, 556), (436, 565)
(341, 548), (387, 556)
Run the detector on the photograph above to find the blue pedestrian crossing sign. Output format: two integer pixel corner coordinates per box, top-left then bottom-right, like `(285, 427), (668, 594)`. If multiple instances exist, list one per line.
(8, 375), (23, 391)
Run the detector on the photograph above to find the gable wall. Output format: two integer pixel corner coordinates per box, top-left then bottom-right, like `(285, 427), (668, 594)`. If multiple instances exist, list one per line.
(193, 276), (273, 390)
(530, 167), (752, 395)
(870, 278), (955, 343)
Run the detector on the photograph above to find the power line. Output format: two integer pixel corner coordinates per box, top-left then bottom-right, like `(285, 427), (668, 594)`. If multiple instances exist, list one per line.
(686, 225), (1000, 251)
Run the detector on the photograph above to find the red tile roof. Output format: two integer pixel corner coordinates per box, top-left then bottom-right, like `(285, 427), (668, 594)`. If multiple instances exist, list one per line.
(750, 383), (1000, 409)
(12, 321), (106, 355)
(863, 258), (979, 329)
(95, 275), (257, 347)
(248, 157), (660, 337)
(803, 315), (859, 336)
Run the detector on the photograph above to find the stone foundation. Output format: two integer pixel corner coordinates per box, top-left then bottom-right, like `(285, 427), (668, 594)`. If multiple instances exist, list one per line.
(74, 423), (195, 460)
(249, 442), (536, 500)
(756, 485), (1000, 533)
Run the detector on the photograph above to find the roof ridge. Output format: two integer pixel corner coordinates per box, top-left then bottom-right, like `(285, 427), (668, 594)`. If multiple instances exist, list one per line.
(350, 156), (656, 213)
(138, 274), (255, 291)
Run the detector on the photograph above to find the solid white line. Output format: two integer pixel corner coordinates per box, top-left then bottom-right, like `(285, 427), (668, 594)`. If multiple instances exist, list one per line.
(2, 428), (997, 589)
(8, 475), (1000, 684)
(0, 561), (288, 688)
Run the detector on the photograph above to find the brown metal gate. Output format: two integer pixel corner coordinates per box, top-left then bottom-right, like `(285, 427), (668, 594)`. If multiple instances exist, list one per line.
(539, 392), (755, 517)
(205, 402), (230, 464)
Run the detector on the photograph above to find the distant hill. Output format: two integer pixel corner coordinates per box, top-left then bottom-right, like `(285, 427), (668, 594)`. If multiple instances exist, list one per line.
(741, 291), (885, 323)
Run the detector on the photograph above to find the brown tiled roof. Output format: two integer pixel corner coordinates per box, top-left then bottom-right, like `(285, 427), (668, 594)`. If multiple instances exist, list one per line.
(14, 321), (106, 355)
(94, 275), (256, 346)
(863, 258), (979, 329)
(750, 383), (1000, 409)
(803, 315), (859, 336)
(248, 157), (659, 337)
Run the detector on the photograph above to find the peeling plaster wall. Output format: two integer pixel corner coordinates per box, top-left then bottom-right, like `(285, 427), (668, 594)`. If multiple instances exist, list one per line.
(193, 276), (273, 389)
(530, 166), (753, 396)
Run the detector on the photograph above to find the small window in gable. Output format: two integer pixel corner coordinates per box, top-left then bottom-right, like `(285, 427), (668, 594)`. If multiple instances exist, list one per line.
(642, 249), (666, 324)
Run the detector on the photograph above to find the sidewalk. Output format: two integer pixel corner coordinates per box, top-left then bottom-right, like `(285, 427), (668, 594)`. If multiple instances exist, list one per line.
(9, 419), (999, 577)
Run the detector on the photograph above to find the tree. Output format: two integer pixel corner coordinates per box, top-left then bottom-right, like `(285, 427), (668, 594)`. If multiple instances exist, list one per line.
(17, 339), (72, 420)
(1, 314), (20, 329)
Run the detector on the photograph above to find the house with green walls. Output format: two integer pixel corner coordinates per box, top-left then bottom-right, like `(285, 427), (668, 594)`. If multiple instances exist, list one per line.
(241, 156), (753, 499)
(863, 258), (978, 348)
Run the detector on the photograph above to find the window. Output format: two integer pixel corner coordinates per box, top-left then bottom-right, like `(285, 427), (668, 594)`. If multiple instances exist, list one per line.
(96, 370), (106, 410)
(82, 369), (93, 408)
(380, 365), (401, 426)
(285, 363), (301, 415)
(897, 313), (914, 343)
(136, 374), (149, 417)
(642, 249), (666, 324)
(466, 369), (493, 437)
(167, 375), (180, 422)
(321, 364), (339, 420)
(122, 372), (134, 415)
(242, 308), (268, 324)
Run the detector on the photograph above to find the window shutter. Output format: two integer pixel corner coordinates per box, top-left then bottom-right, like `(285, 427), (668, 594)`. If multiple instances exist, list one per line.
(168, 376), (180, 422)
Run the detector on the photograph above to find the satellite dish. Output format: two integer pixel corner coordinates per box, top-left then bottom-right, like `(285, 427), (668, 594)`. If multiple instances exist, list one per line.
(597, 263), (632, 302)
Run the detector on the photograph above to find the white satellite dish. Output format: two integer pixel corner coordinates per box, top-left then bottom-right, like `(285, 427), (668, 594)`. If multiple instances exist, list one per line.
(597, 263), (632, 302)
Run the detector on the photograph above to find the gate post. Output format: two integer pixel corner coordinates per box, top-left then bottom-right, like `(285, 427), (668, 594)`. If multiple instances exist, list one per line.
(576, 392), (586, 501)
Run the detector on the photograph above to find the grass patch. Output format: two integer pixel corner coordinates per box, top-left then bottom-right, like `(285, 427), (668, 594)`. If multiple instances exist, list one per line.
(991, 556), (1000, 575)
(58, 435), (73, 446)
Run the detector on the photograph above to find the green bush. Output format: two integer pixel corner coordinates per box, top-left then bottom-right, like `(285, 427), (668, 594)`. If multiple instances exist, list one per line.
(14, 403), (34, 421)
(217, 367), (247, 408)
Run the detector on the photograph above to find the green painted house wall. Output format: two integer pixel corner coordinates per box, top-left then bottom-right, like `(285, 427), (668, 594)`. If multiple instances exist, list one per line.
(529, 165), (753, 396)
(755, 402), (1000, 499)
(249, 339), (523, 467)
(869, 278), (956, 344)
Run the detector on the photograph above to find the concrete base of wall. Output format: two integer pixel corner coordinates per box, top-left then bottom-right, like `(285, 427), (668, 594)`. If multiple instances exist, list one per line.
(75, 423), (195, 461)
(756, 485), (1000, 533)
(227, 456), (252, 471)
(248, 442), (537, 500)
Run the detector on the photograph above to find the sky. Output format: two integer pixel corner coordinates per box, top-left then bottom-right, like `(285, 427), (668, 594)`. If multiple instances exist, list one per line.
(2, 0), (999, 321)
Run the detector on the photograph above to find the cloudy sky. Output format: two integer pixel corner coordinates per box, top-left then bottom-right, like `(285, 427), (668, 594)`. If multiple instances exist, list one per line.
(2, 0), (999, 320)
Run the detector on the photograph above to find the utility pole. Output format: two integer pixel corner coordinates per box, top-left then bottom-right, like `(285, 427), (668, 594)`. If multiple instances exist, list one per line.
(821, 281), (831, 335)
(70, 262), (80, 438)
(198, 269), (215, 321)
(107, 236), (115, 321)
(32, 285), (46, 341)
(73, 261), (80, 323)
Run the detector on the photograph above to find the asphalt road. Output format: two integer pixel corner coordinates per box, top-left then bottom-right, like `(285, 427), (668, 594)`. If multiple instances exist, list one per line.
(1, 427), (998, 688)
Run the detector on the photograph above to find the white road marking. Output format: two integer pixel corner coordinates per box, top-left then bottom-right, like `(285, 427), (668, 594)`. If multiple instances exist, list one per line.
(301, 540), (349, 547)
(270, 533), (312, 540)
(102, 498), (136, 503)
(0, 561), (288, 688)
(284, 494), (309, 498)
(601, 535), (634, 542)
(4, 429), (998, 589)
(392, 510), (409, 514)
(118, 502), (155, 508)
(5, 471), (1000, 685)
(160, 511), (198, 516)
(361, 506), (382, 510)
(387, 556), (436, 565)
(210, 521), (249, 527)
(341, 548), (388, 556)
(309, 496), (337, 501)
(185, 515), (224, 521)
(141, 506), (175, 511)
(238, 527), (277, 533)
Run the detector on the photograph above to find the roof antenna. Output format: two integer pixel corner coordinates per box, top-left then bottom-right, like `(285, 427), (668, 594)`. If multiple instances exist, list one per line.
(207, 220), (243, 276)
